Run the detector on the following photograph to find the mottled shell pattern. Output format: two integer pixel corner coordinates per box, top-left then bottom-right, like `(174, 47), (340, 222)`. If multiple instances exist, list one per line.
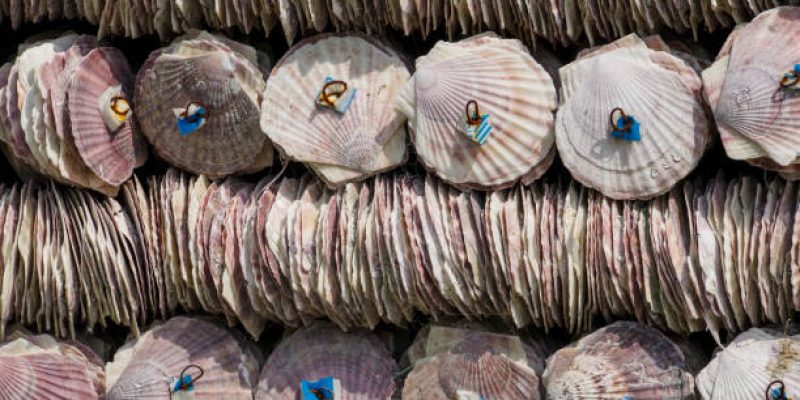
(0, 33), (145, 196)
(703, 7), (800, 179)
(0, 332), (105, 399)
(255, 321), (397, 399)
(262, 33), (410, 188)
(402, 325), (546, 400)
(543, 321), (695, 399)
(396, 32), (558, 191)
(105, 316), (260, 399)
(135, 30), (273, 178)
(556, 34), (711, 200)
(697, 328), (800, 400)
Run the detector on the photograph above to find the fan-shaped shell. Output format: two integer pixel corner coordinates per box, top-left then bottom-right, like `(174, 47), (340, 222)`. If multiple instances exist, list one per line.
(396, 33), (558, 191)
(68, 47), (147, 186)
(696, 328), (800, 400)
(261, 33), (409, 188)
(704, 7), (800, 173)
(255, 321), (396, 399)
(135, 31), (272, 177)
(0, 333), (105, 399)
(556, 34), (710, 200)
(542, 321), (694, 399)
(105, 317), (259, 399)
(401, 325), (545, 400)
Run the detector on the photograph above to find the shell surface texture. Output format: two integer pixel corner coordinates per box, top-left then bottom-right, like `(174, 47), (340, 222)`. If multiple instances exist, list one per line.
(262, 33), (410, 188)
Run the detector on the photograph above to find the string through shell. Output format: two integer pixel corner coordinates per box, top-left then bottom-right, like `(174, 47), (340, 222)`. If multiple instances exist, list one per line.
(609, 107), (634, 133)
(109, 96), (131, 122)
(779, 65), (800, 89)
(318, 80), (348, 108)
(179, 102), (209, 123)
(766, 380), (792, 400)
(169, 364), (205, 397)
(465, 100), (482, 126)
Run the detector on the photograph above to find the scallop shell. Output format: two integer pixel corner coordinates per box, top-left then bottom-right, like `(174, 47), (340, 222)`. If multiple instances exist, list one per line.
(396, 32), (558, 191)
(261, 33), (409, 188)
(255, 321), (397, 399)
(543, 321), (694, 399)
(696, 328), (800, 400)
(704, 7), (800, 173)
(556, 34), (710, 200)
(0, 333), (105, 399)
(68, 47), (147, 186)
(135, 30), (273, 177)
(402, 325), (544, 400)
(105, 317), (260, 399)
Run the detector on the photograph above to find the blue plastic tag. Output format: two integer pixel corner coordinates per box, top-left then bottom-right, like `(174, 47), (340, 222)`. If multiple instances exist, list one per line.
(317, 76), (356, 114)
(611, 115), (641, 141)
(176, 105), (207, 136)
(464, 114), (492, 145)
(301, 377), (334, 400)
(794, 64), (800, 75)
(172, 375), (195, 392)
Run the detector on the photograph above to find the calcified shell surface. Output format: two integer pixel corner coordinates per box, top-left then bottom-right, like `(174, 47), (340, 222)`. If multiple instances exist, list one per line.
(696, 328), (800, 400)
(397, 33), (557, 190)
(556, 34), (710, 200)
(255, 321), (396, 399)
(105, 316), (259, 399)
(402, 325), (545, 400)
(135, 30), (272, 177)
(262, 33), (409, 188)
(543, 321), (694, 399)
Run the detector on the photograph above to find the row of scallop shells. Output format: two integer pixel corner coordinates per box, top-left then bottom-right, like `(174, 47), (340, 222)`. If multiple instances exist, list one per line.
(4, 316), (798, 399)
(1, 167), (799, 340)
(0, 0), (788, 47)
(6, 11), (800, 200)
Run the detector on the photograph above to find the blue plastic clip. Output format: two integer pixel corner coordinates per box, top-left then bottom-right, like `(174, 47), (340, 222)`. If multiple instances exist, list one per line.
(301, 376), (335, 400)
(609, 107), (641, 141)
(176, 102), (208, 136)
(464, 100), (492, 145)
(317, 77), (356, 114)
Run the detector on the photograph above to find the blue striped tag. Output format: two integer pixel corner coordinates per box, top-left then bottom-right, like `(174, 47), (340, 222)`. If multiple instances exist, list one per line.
(465, 114), (492, 145)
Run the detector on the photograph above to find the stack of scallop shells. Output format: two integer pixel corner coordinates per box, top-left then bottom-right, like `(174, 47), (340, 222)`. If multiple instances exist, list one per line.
(0, 0), (788, 47)
(0, 32), (147, 196)
(0, 167), (798, 341)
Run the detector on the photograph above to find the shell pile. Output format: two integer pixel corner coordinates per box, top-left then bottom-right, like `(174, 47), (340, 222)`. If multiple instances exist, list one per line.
(0, 0), (788, 47)
(397, 33), (557, 190)
(0, 169), (798, 339)
(0, 331), (105, 399)
(402, 324), (548, 400)
(262, 33), (409, 188)
(704, 7), (800, 180)
(0, 33), (147, 196)
(105, 316), (261, 399)
(255, 321), (397, 399)
(543, 320), (695, 398)
(135, 30), (273, 178)
(556, 34), (711, 200)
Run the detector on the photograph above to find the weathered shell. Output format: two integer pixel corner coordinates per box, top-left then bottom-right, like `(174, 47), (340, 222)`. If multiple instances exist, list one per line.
(105, 317), (260, 399)
(556, 34), (711, 200)
(696, 328), (800, 400)
(255, 321), (397, 399)
(703, 7), (800, 174)
(0, 333), (105, 399)
(135, 30), (272, 177)
(543, 321), (695, 399)
(402, 325), (545, 400)
(396, 33), (558, 191)
(261, 33), (409, 188)
(68, 47), (147, 186)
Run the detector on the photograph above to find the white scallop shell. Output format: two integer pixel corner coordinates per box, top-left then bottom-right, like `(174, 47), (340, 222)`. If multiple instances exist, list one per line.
(261, 33), (410, 188)
(396, 32), (558, 190)
(556, 34), (711, 200)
